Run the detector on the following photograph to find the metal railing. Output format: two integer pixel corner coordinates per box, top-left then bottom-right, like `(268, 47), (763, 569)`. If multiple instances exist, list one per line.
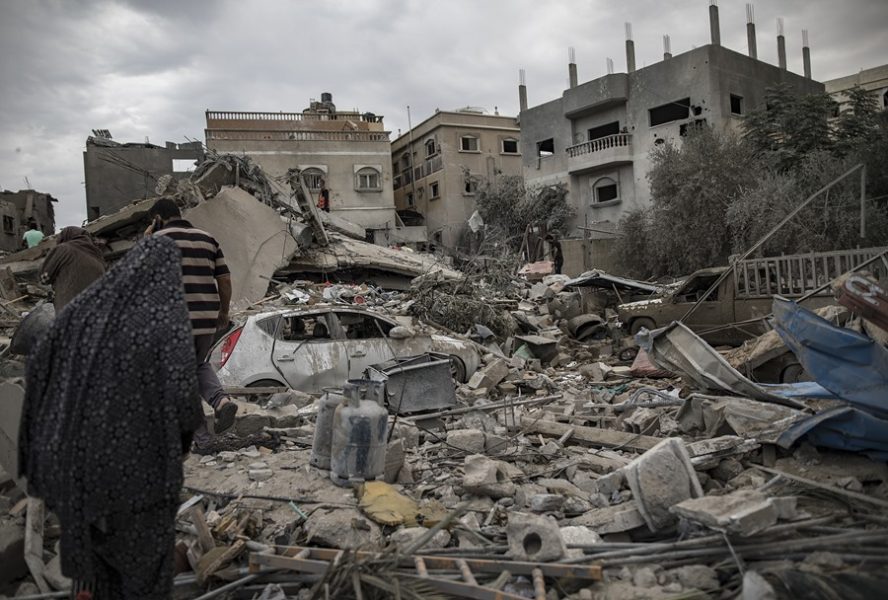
(566, 133), (631, 158)
(204, 129), (391, 142)
(206, 110), (384, 123)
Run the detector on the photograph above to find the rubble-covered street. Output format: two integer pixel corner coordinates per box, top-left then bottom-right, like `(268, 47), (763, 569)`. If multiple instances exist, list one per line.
(0, 151), (886, 599)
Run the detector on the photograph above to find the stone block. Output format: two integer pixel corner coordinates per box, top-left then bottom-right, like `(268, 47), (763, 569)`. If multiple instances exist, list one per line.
(515, 484), (548, 508)
(559, 526), (603, 547)
(468, 359), (510, 390)
(303, 509), (384, 551)
(529, 494), (565, 513)
(390, 527), (450, 550)
(570, 503), (646, 534)
(447, 429), (486, 454)
(462, 455), (516, 499)
(507, 513), (566, 562)
(592, 470), (626, 497)
(563, 497), (593, 516)
(484, 433), (510, 454)
(670, 490), (784, 536)
(624, 438), (703, 532)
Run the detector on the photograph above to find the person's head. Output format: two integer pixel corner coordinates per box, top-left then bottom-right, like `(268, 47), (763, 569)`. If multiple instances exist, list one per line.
(59, 226), (88, 244)
(27, 219), (37, 231)
(148, 198), (181, 226)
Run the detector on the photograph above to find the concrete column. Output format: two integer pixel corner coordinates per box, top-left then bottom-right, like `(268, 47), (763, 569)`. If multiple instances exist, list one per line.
(518, 68), (528, 112)
(777, 18), (787, 70)
(663, 35), (672, 60)
(709, 2), (721, 46)
(625, 23), (636, 73)
(802, 29), (811, 79)
(746, 4), (757, 58)
(568, 47), (578, 88)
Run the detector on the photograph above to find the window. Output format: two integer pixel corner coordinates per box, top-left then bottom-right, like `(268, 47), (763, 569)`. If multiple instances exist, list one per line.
(649, 98), (691, 126)
(2, 216), (13, 234)
(460, 135), (479, 152)
(883, 90), (888, 109)
(537, 138), (554, 158)
(679, 119), (707, 136)
(337, 312), (393, 340)
(730, 94), (743, 115)
(302, 168), (325, 190)
(593, 177), (619, 203)
(675, 274), (720, 303)
(407, 193), (415, 207)
(425, 139), (437, 157)
(502, 138), (519, 154)
(172, 158), (196, 173)
(587, 121), (620, 141)
(279, 315), (331, 341)
(400, 153), (411, 171)
(464, 174), (479, 195)
(430, 181), (440, 199)
(355, 167), (380, 191)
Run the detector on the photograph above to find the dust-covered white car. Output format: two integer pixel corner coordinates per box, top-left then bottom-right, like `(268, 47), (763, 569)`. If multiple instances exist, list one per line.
(209, 306), (481, 392)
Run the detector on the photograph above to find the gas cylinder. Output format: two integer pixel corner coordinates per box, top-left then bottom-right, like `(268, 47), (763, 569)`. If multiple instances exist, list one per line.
(330, 379), (388, 487)
(310, 389), (344, 469)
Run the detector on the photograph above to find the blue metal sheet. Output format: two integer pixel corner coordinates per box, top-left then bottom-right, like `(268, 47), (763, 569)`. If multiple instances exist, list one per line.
(777, 406), (888, 461)
(772, 298), (888, 416)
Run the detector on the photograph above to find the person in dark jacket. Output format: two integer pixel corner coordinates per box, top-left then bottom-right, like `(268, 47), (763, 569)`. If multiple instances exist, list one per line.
(20, 235), (203, 599)
(39, 226), (106, 310)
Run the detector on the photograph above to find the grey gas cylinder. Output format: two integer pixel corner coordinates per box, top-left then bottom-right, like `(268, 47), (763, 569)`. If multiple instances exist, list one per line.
(310, 389), (344, 469)
(330, 379), (388, 487)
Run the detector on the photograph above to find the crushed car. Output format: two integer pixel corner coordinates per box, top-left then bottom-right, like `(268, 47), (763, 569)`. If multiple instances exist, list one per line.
(209, 305), (481, 393)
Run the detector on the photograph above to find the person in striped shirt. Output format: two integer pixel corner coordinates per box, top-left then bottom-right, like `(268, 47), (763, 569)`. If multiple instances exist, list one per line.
(146, 198), (238, 435)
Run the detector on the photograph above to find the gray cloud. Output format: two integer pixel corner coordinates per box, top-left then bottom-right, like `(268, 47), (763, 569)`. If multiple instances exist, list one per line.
(1, 0), (885, 228)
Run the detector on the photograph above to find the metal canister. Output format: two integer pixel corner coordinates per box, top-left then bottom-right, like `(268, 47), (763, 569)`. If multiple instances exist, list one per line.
(310, 389), (344, 470)
(330, 379), (388, 487)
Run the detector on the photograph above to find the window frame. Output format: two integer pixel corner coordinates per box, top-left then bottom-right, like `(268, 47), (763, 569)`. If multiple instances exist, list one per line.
(463, 173), (479, 196)
(302, 167), (325, 191)
(537, 138), (555, 158)
(501, 138), (519, 154)
(592, 176), (620, 206)
(730, 94), (743, 115)
(355, 167), (381, 192)
(459, 135), (480, 153)
(429, 181), (440, 200)
(425, 138), (438, 158)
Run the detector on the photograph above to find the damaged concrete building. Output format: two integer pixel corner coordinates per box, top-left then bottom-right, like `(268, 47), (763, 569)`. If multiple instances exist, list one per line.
(391, 108), (523, 252)
(0, 190), (56, 253)
(206, 94), (425, 246)
(518, 4), (823, 269)
(83, 131), (205, 220)
(824, 63), (888, 112)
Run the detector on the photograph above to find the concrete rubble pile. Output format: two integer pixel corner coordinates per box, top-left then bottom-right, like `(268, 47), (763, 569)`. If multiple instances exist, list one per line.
(0, 160), (886, 597)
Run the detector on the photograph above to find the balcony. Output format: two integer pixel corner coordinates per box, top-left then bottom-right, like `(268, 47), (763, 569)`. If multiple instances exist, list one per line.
(205, 129), (390, 142)
(566, 133), (633, 174)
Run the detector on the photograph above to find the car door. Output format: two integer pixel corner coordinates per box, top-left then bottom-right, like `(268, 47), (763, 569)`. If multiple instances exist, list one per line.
(271, 311), (346, 392)
(332, 310), (398, 379)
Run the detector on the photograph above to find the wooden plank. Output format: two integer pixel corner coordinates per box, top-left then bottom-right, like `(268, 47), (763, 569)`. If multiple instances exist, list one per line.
(24, 498), (50, 593)
(521, 417), (661, 453)
(189, 506), (216, 554)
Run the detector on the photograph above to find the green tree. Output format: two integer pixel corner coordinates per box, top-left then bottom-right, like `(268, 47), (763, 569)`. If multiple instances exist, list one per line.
(834, 85), (881, 156)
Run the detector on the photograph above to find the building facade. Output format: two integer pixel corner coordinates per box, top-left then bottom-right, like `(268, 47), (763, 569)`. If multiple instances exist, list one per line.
(84, 133), (204, 220)
(519, 5), (824, 245)
(391, 109), (522, 251)
(824, 64), (888, 113)
(205, 94), (399, 233)
(0, 189), (56, 253)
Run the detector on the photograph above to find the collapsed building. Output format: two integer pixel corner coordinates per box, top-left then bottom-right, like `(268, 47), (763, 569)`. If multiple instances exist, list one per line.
(0, 146), (885, 598)
(0, 190), (56, 254)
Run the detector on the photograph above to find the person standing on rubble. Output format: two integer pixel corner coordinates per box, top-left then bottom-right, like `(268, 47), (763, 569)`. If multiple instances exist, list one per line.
(40, 226), (106, 310)
(145, 198), (238, 437)
(19, 235), (204, 599)
(22, 219), (44, 249)
(546, 234), (564, 275)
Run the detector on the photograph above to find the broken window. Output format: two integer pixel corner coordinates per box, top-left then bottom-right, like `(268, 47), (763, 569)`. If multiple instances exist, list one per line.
(502, 138), (519, 154)
(679, 119), (708, 137)
(2, 216), (13, 234)
(730, 94), (743, 115)
(587, 121), (620, 141)
(355, 167), (381, 191)
(593, 177), (618, 203)
(429, 181), (440, 199)
(337, 312), (393, 340)
(278, 315), (331, 341)
(302, 168), (325, 190)
(674, 274), (720, 303)
(425, 139), (437, 157)
(537, 138), (554, 158)
(172, 158), (196, 173)
(463, 174), (479, 195)
(407, 192), (415, 207)
(648, 98), (691, 126)
(460, 135), (479, 152)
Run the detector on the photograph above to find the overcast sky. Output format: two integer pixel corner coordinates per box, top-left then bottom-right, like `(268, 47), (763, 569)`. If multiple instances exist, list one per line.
(1, 0), (885, 228)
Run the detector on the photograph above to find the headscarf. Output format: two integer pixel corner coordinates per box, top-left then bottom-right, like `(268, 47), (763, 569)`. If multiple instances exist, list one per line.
(19, 235), (203, 578)
(57, 226), (105, 262)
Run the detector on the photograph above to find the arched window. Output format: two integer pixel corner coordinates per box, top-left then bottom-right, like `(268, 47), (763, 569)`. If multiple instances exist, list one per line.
(593, 177), (619, 203)
(425, 138), (437, 157)
(302, 167), (325, 191)
(355, 167), (381, 191)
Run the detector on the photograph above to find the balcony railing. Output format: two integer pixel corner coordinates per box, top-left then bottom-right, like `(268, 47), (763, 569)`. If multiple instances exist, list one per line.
(206, 110), (384, 123)
(205, 129), (391, 142)
(566, 133), (631, 157)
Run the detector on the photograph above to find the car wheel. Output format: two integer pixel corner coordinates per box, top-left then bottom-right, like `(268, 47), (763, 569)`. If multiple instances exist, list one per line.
(629, 317), (656, 336)
(247, 378), (287, 389)
(448, 356), (467, 383)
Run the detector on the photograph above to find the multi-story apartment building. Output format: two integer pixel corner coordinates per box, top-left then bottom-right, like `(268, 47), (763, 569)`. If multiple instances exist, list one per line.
(391, 109), (522, 251)
(0, 189), (56, 252)
(824, 64), (888, 112)
(205, 93), (399, 234)
(83, 132), (204, 220)
(519, 4), (823, 250)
